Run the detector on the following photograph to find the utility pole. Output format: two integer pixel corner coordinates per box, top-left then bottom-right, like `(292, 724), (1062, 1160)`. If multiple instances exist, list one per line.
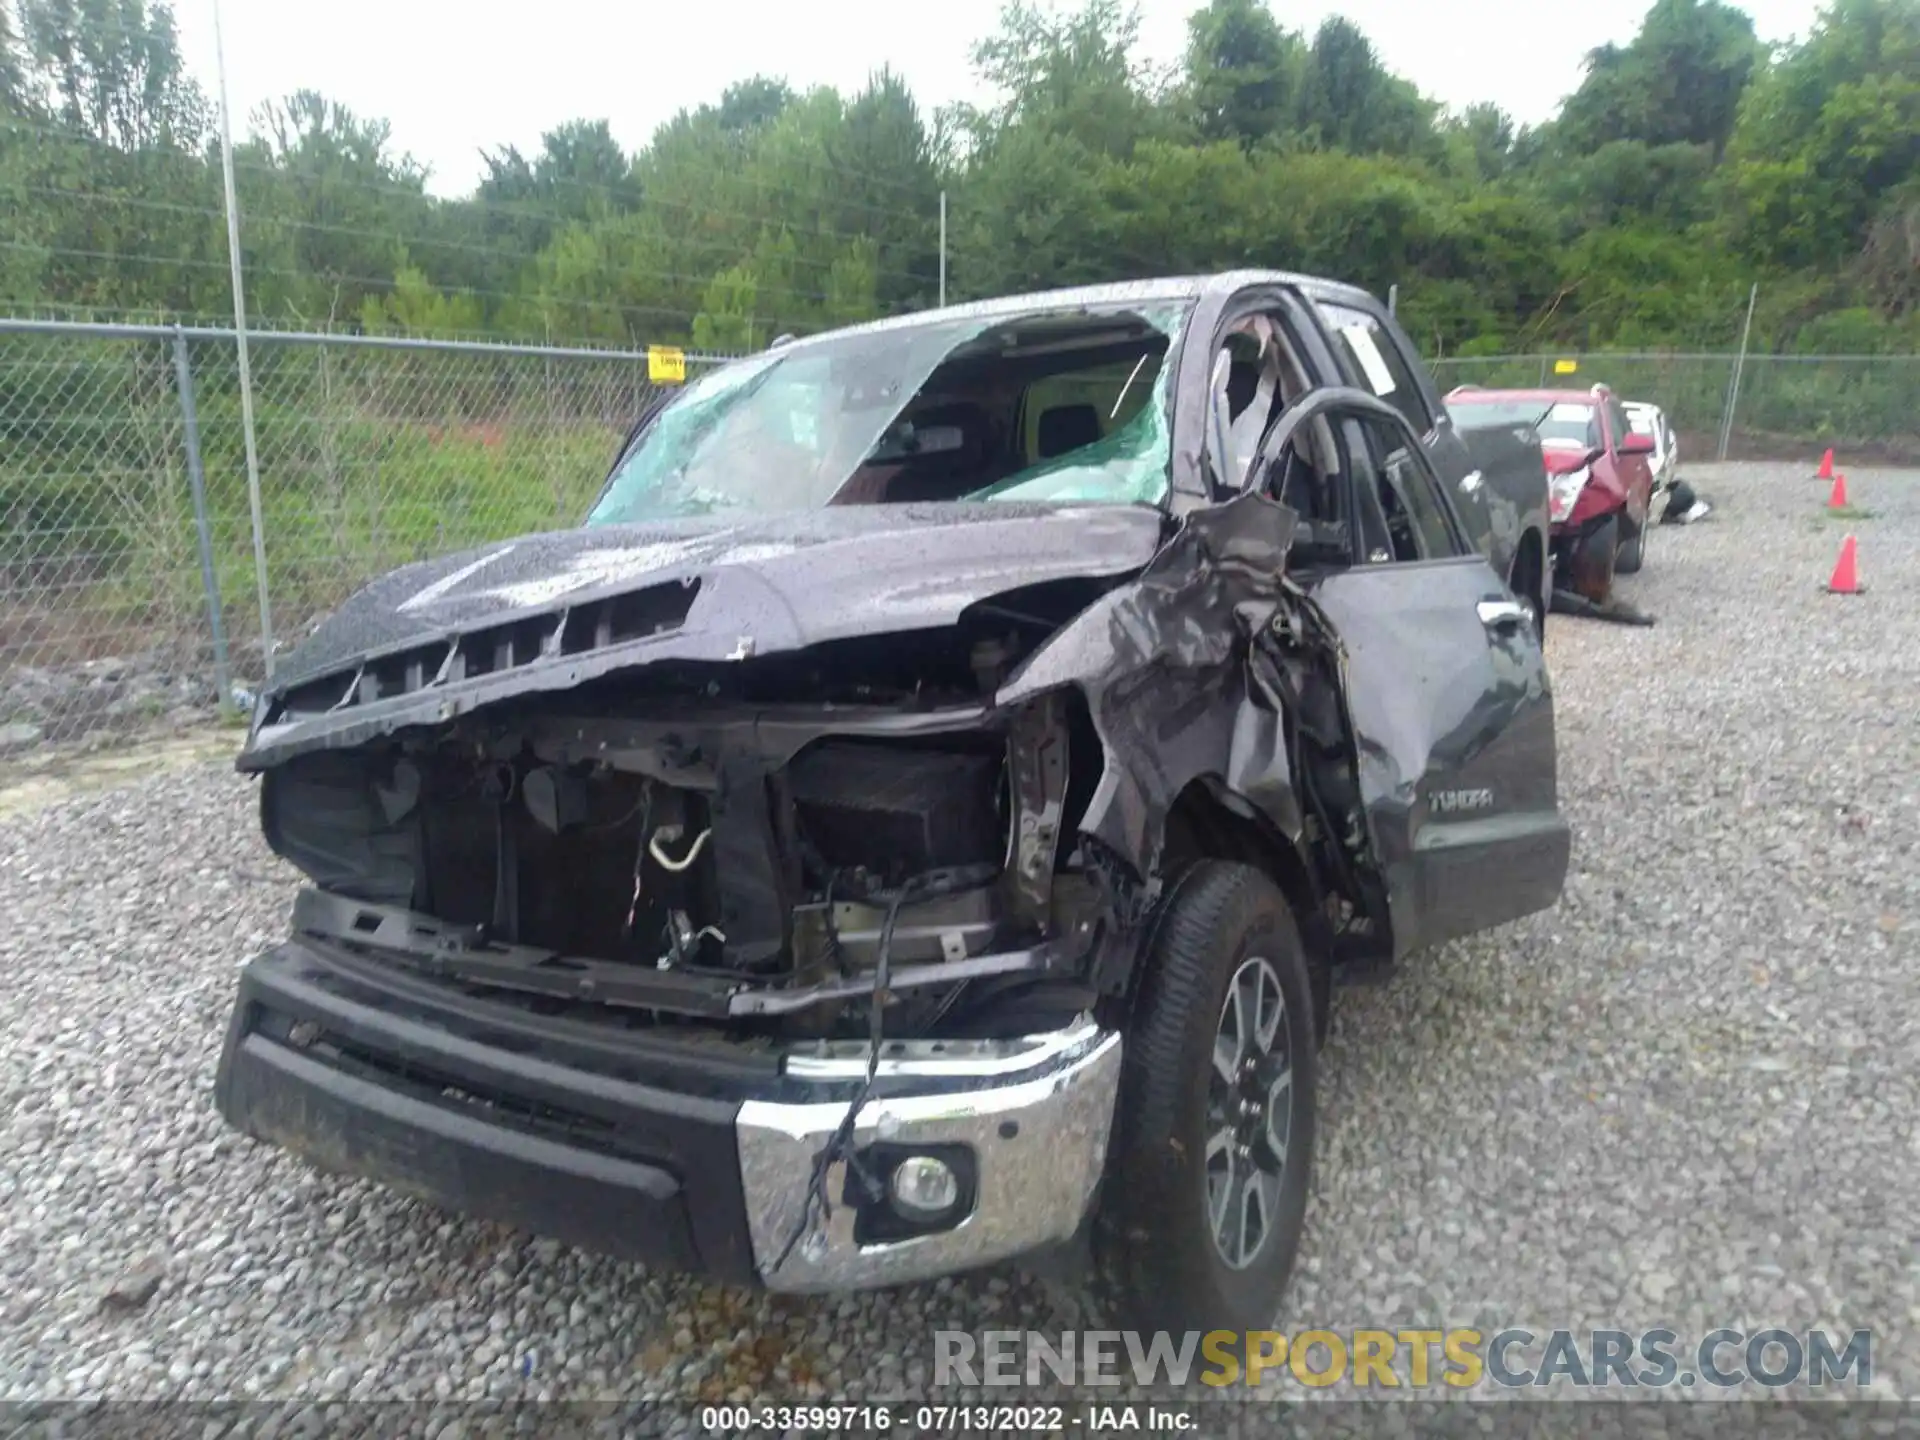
(214, 0), (274, 677)
(1717, 282), (1759, 462)
(938, 191), (948, 308)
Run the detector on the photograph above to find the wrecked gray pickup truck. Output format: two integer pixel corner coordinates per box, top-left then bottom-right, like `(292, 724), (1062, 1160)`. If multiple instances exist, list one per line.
(215, 271), (1570, 1334)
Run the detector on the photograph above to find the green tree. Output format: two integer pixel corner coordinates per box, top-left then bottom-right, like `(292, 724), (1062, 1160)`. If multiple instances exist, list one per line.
(238, 91), (431, 323)
(832, 68), (941, 310)
(1545, 226), (1750, 346)
(1853, 176), (1919, 316)
(359, 264), (484, 335)
(1299, 16), (1436, 157)
(469, 119), (639, 293)
(17, 0), (205, 147)
(1538, 139), (1719, 232)
(967, 0), (1164, 160)
(2, 0), (1917, 360)
(1182, 0), (1305, 148)
(0, 0), (219, 318)
(1440, 103), (1517, 181)
(1554, 0), (1761, 157)
(1, 1), (29, 114)
(1096, 137), (1268, 272)
(712, 76), (794, 133)
(949, 125), (1112, 295)
(480, 120), (636, 224)
(1722, 0), (1920, 267)
(691, 264), (758, 351)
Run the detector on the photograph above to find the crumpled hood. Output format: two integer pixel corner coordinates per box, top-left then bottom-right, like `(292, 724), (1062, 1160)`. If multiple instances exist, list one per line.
(242, 502), (1169, 769)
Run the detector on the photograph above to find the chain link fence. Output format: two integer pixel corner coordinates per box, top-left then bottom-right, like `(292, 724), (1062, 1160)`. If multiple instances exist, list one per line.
(3, 321), (1916, 757)
(1429, 352), (1920, 463)
(1, 319), (722, 753)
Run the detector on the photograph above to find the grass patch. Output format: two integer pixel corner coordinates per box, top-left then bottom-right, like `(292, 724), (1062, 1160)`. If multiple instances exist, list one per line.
(1824, 505), (1876, 520)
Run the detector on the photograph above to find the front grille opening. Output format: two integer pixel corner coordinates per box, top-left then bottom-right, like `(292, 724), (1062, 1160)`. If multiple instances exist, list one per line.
(275, 669), (357, 720)
(787, 737), (1007, 892)
(260, 580), (696, 727)
(562, 580), (699, 655)
(361, 643), (452, 704)
(312, 1034), (650, 1161)
(457, 617), (557, 679)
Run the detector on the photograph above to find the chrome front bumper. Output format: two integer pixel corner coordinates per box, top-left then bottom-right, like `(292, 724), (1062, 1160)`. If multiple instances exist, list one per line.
(736, 1015), (1123, 1292)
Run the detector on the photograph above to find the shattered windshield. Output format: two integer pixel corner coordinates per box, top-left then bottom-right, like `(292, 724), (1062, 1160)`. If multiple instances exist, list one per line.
(586, 302), (1190, 525)
(964, 339), (1177, 506)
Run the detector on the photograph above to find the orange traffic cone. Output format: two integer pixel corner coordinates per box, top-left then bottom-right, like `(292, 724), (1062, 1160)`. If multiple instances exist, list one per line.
(1814, 448), (1835, 481)
(1826, 535), (1861, 594)
(1828, 472), (1850, 509)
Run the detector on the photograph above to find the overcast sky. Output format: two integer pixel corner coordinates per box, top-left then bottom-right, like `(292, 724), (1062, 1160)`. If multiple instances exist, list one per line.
(174, 0), (1826, 198)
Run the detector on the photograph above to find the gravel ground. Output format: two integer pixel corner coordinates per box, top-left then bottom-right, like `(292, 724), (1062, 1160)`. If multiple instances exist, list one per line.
(2, 461), (1916, 1413)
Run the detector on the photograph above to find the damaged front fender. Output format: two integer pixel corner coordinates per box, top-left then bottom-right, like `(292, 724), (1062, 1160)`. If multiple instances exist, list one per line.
(996, 492), (1306, 893)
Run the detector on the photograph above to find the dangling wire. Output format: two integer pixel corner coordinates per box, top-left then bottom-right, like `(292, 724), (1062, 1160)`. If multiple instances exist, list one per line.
(648, 827), (711, 872)
(621, 785), (655, 941)
(767, 884), (910, 1277)
(819, 869), (852, 977)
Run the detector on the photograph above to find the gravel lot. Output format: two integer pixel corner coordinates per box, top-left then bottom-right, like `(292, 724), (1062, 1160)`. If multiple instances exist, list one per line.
(3, 461), (1916, 1409)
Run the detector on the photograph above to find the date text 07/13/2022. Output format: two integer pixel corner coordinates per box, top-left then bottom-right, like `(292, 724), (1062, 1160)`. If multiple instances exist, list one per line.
(697, 1403), (1198, 1431)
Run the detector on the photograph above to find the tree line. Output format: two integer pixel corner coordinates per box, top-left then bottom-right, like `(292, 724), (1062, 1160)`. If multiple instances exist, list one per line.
(1, 0), (1916, 357)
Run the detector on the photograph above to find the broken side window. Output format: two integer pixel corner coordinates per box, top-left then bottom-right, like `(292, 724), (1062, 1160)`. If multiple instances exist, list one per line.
(1199, 313), (1311, 499)
(1339, 413), (1459, 563)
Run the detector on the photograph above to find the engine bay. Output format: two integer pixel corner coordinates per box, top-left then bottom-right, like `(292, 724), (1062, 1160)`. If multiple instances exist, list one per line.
(255, 611), (1135, 1043)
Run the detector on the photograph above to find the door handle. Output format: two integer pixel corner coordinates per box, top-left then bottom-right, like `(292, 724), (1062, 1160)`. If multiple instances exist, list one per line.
(1477, 598), (1530, 631)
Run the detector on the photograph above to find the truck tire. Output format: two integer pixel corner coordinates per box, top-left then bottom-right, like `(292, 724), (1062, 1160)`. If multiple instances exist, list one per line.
(1097, 861), (1318, 1337)
(1567, 512), (1620, 604)
(1615, 514), (1647, 574)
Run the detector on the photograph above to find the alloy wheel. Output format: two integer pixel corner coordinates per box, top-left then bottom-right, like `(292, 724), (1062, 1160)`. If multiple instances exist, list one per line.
(1205, 955), (1294, 1270)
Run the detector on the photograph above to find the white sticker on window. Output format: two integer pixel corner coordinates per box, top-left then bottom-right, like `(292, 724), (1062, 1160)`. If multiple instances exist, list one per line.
(1339, 323), (1398, 397)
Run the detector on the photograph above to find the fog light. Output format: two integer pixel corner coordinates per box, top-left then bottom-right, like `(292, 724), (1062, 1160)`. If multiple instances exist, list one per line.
(889, 1155), (960, 1217)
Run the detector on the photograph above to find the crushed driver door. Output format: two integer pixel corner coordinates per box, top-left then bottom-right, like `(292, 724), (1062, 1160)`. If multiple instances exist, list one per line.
(1258, 388), (1570, 958)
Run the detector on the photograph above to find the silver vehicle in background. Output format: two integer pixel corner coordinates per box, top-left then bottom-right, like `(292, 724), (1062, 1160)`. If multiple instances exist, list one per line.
(1623, 400), (1677, 523)
(1623, 400), (1713, 525)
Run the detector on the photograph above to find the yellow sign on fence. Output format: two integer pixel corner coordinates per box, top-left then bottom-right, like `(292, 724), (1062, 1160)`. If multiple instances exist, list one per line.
(647, 345), (687, 384)
(1553, 358), (1579, 375)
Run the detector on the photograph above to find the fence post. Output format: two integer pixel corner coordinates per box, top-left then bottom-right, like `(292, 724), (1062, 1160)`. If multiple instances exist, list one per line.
(171, 326), (233, 714)
(1717, 282), (1759, 462)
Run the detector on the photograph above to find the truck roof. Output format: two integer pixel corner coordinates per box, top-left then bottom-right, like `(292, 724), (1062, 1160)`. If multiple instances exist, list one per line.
(769, 270), (1383, 354)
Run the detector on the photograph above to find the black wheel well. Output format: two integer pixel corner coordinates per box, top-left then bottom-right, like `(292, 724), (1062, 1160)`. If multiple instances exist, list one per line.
(1162, 779), (1314, 910)
(1157, 778), (1332, 1039)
